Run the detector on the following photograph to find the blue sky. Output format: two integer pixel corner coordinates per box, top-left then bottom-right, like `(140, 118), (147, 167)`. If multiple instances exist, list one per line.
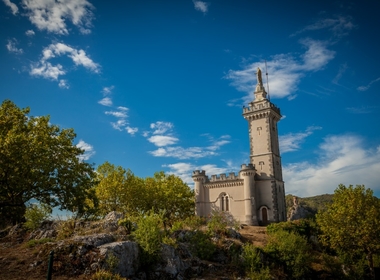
(1, 0), (380, 198)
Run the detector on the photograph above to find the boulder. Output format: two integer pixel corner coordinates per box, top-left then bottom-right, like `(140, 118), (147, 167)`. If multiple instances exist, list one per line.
(98, 241), (139, 278)
(72, 233), (114, 247)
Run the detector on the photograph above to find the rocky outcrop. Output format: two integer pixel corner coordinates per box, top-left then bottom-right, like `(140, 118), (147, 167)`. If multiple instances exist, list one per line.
(98, 241), (140, 278)
(288, 196), (312, 221)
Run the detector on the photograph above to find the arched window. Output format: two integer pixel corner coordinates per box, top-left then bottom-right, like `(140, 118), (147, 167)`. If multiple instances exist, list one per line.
(219, 193), (229, 212)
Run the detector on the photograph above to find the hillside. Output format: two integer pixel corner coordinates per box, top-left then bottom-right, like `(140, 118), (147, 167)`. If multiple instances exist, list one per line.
(286, 193), (334, 217)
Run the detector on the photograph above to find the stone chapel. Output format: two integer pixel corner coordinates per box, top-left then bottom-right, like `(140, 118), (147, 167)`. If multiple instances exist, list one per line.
(192, 68), (286, 225)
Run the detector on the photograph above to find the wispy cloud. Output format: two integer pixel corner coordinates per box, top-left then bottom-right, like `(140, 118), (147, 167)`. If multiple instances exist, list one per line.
(98, 97), (112, 107)
(2, 0), (18, 15)
(346, 106), (376, 114)
(146, 123), (230, 159)
(148, 135), (179, 147)
(280, 126), (322, 153)
(22, 0), (94, 35)
(332, 63), (347, 84)
(164, 162), (230, 185)
(105, 110), (128, 118)
(6, 38), (23, 54)
(102, 86), (114, 95)
(126, 126), (138, 136)
(357, 77), (380, 92)
(193, 0), (209, 14)
(290, 15), (356, 39)
(284, 135), (380, 197)
(76, 139), (95, 161)
(225, 39), (335, 103)
(30, 42), (99, 82)
(25, 29), (35, 36)
(58, 79), (69, 89)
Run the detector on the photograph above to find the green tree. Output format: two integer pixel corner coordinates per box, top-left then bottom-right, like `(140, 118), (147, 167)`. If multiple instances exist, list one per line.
(94, 161), (144, 216)
(144, 171), (194, 227)
(316, 184), (380, 277)
(0, 100), (97, 225)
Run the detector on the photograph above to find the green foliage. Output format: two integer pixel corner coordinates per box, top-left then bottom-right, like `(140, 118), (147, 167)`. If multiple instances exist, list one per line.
(117, 217), (136, 234)
(132, 211), (163, 264)
(188, 230), (216, 260)
(171, 215), (205, 231)
(24, 203), (52, 230)
(316, 184), (380, 275)
(267, 219), (317, 239)
(26, 238), (53, 248)
(265, 229), (312, 279)
(242, 243), (263, 274)
(94, 162), (143, 216)
(56, 219), (76, 240)
(0, 100), (98, 225)
(105, 253), (119, 271)
(246, 267), (272, 280)
(207, 210), (239, 235)
(90, 270), (126, 280)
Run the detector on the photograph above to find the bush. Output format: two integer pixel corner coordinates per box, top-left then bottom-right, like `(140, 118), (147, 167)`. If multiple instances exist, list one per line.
(132, 211), (163, 264)
(189, 230), (216, 260)
(207, 210), (239, 235)
(265, 229), (312, 279)
(90, 270), (126, 280)
(24, 203), (52, 230)
(267, 219), (317, 239)
(246, 267), (272, 280)
(242, 243), (263, 274)
(56, 219), (76, 240)
(171, 215), (205, 231)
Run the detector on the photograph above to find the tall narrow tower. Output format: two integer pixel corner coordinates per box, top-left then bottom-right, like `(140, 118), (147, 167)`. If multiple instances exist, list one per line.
(242, 68), (286, 222)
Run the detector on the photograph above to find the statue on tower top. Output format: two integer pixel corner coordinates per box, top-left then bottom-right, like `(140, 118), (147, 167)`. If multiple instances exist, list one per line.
(256, 67), (263, 86)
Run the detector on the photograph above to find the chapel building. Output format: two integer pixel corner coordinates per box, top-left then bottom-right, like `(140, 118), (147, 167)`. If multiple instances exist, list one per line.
(192, 68), (286, 225)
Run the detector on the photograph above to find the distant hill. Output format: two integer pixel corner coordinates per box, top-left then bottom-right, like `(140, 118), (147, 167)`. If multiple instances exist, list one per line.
(285, 194), (334, 218)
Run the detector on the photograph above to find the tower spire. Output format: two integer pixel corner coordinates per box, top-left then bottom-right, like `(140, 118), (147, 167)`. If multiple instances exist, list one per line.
(254, 67), (267, 101)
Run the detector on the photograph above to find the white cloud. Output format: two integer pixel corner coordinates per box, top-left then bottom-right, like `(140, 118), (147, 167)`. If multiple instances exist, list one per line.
(150, 146), (216, 159)
(346, 106), (376, 114)
(76, 139), (95, 161)
(30, 62), (65, 80)
(150, 121), (174, 135)
(2, 0), (18, 15)
(98, 97), (112, 107)
(118, 106), (128, 111)
(225, 39), (335, 103)
(22, 0), (94, 35)
(148, 135), (179, 147)
(280, 126), (322, 153)
(105, 110), (128, 118)
(357, 77), (380, 92)
(30, 42), (99, 81)
(283, 135), (380, 197)
(111, 119), (127, 131)
(126, 126), (138, 135)
(164, 162), (230, 185)
(193, 0), (209, 14)
(102, 86), (114, 95)
(6, 38), (23, 54)
(25, 29), (35, 36)
(58, 79), (69, 89)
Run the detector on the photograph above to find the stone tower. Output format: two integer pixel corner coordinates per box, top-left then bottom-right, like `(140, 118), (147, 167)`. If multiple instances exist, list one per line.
(193, 67), (286, 225)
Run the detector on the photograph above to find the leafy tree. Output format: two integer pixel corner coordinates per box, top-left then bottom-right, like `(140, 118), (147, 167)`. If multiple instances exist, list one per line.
(316, 184), (380, 277)
(0, 100), (97, 225)
(94, 161), (143, 216)
(143, 171), (194, 227)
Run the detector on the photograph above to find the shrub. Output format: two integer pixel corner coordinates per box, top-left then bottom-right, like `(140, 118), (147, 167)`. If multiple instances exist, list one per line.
(90, 270), (126, 280)
(188, 230), (216, 260)
(132, 211), (163, 264)
(56, 219), (76, 240)
(265, 229), (312, 279)
(117, 218), (136, 234)
(171, 215), (205, 231)
(242, 243), (263, 274)
(246, 267), (272, 280)
(24, 203), (52, 230)
(207, 210), (239, 235)
(267, 219), (316, 239)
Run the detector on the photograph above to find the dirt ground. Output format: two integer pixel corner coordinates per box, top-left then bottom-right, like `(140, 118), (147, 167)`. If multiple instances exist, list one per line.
(0, 226), (268, 280)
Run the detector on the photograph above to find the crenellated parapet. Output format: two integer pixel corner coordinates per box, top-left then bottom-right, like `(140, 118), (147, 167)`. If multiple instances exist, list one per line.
(243, 101), (281, 118)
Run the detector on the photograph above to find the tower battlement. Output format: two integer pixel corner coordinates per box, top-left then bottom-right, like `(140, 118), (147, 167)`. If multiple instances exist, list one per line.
(192, 170), (206, 176)
(243, 101), (281, 115)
